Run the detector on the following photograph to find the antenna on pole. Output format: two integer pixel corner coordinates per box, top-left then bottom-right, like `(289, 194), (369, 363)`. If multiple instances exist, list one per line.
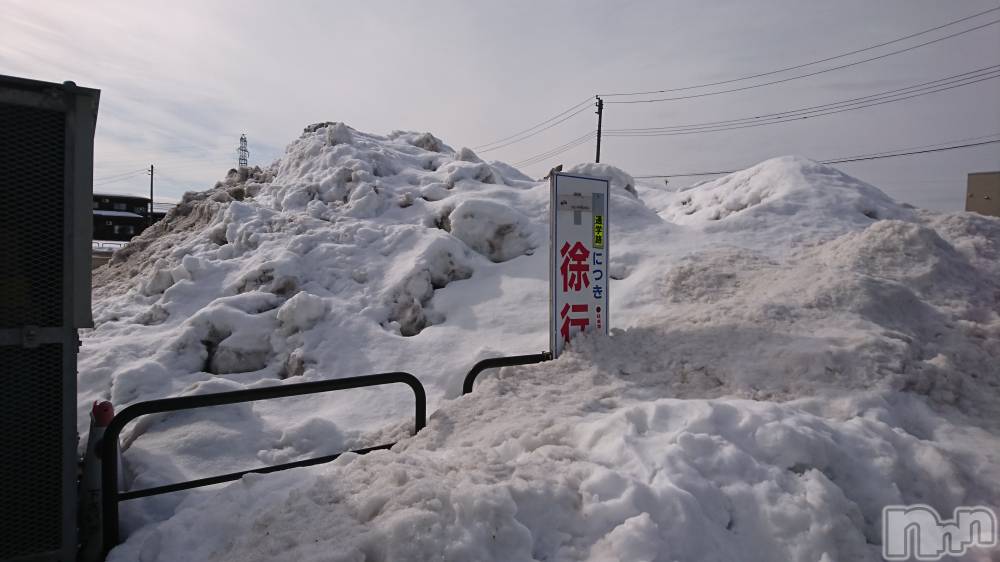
(237, 134), (249, 168)
(595, 96), (604, 163)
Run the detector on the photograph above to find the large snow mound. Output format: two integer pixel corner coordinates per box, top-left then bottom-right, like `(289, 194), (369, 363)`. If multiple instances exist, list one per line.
(658, 156), (916, 238)
(83, 124), (1000, 561)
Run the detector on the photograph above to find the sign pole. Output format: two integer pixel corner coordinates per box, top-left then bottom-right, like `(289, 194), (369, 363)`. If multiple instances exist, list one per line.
(549, 173), (556, 355)
(148, 164), (154, 228)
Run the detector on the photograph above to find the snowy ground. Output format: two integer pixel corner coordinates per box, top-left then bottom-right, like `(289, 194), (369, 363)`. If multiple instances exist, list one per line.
(82, 123), (1000, 561)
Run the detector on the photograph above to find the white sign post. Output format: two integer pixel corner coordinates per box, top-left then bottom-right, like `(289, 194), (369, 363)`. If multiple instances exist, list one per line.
(550, 172), (609, 358)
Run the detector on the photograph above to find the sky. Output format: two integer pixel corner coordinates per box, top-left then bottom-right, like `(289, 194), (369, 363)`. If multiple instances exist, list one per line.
(2, 0), (998, 210)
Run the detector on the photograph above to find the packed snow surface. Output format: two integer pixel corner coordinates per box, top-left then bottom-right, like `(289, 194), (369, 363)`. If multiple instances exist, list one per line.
(83, 124), (1000, 561)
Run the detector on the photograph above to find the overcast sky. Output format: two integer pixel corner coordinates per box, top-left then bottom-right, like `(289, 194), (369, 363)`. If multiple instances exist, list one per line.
(3, 0), (998, 210)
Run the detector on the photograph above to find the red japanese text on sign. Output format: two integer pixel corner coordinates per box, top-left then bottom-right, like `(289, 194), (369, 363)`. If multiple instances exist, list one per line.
(560, 241), (591, 293)
(560, 303), (589, 342)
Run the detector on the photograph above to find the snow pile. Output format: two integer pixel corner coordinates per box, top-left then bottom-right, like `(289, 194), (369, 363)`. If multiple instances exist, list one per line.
(657, 156), (915, 241)
(83, 124), (1000, 561)
(84, 124), (547, 415)
(108, 347), (999, 562)
(447, 199), (537, 263)
(565, 162), (639, 198)
(640, 219), (1000, 409)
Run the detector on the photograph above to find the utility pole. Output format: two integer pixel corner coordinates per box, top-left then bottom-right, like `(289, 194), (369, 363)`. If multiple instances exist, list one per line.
(595, 96), (604, 163)
(148, 164), (154, 227)
(238, 134), (249, 168)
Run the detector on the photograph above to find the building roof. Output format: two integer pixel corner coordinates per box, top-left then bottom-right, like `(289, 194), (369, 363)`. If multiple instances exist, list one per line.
(93, 209), (144, 218)
(93, 192), (150, 202)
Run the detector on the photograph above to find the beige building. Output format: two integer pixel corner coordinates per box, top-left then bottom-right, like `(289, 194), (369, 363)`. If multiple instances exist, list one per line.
(966, 172), (1000, 217)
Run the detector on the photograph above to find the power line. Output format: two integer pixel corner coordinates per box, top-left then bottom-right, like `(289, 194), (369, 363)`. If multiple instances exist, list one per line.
(93, 179), (143, 188)
(514, 131), (596, 167)
(473, 97), (593, 151)
(515, 63), (999, 171)
(513, 131), (596, 167)
(93, 171), (149, 188)
(97, 154), (232, 167)
(516, 139), (593, 168)
(154, 160), (234, 171)
(96, 143), (240, 167)
(605, 18), (1000, 104)
(823, 139), (1000, 164)
(634, 168), (739, 179)
(94, 164), (156, 175)
(607, 65), (1000, 133)
(604, 70), (1000, 137)
(819, 132), (1000, 162)
(94, 159), (233, 189)
(633, 138), (1000, 178)
(98, 159), (233, 177)
(606, 72), (1000, 137)
(478, 103), (594, 154)
(599, 6), (1000, 97)
(512, 68), (999, 169)
(94, 169), (147, 183)
(152, 169), (226, 184)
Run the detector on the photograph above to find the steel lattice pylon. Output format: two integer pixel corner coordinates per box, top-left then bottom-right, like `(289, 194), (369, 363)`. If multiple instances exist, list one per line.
(237, 133), (249, 168)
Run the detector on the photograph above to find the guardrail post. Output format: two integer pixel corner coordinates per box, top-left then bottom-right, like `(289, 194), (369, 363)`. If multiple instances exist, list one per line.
(461, 352), (552, 395)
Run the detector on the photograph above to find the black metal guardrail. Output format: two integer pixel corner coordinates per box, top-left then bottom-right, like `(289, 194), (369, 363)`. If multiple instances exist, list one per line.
(461, 352), (552, 395)
(100, 372), (425, 553)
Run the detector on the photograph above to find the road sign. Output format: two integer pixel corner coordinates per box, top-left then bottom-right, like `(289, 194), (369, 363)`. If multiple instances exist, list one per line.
(550, 172), (609, 357)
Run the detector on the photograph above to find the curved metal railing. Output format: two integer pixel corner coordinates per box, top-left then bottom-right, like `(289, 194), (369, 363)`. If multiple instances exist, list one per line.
(100, 372), (426, 553)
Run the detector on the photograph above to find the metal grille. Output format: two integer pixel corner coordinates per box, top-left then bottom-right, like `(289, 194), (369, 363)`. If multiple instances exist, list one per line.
(0, 344), (64, 558)
(0, 103), (65, 329)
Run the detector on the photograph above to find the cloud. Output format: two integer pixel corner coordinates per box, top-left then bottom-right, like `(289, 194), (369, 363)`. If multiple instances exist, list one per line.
(3, 0), (998, 209)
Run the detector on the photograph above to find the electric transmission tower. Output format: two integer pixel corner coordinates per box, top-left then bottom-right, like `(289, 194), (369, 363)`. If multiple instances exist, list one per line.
(237, 134), (249, 168)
